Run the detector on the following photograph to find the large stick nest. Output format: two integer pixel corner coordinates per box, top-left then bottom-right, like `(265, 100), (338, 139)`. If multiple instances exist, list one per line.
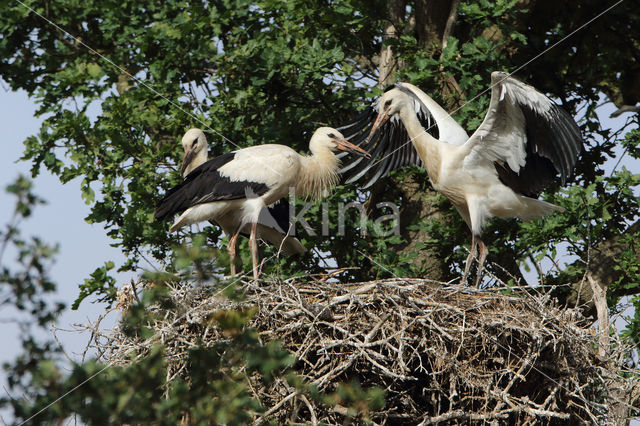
(103, 276), (639, 424)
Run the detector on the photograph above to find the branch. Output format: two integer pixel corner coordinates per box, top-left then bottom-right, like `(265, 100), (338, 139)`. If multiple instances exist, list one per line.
(554, 219), (640, 315)
(440, 0), (460, 51)
(377, 0), (406, 87)
(587, 273), (609, 358)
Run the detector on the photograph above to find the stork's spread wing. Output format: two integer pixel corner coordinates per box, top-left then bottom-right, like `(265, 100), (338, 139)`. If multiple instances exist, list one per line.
(154, 152), (270, 221)
(338, 84), (443, 189)
(463, 72), (583, 197)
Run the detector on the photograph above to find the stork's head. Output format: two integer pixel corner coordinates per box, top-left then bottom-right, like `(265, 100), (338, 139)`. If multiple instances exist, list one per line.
(309, 127), (371, 159)
(180, 128), (208, 177)
(368, 87), (411, 140)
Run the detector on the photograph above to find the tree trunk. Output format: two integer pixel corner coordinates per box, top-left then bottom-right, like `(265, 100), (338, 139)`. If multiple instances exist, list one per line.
(414, 0), (457, 52)
(377, 0), (406, 88)
(373, 1), (464, 280)
(367, 173), (454, 282)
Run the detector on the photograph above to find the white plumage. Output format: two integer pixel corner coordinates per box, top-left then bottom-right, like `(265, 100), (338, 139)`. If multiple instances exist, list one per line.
(156, 127), (370, 279)
(341, 72), (583, 285)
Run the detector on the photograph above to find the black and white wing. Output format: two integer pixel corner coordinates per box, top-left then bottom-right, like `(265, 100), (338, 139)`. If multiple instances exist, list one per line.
(338, 83), (468, 189)
(462, 72), (583, 197)
(155, 152), (270, 221)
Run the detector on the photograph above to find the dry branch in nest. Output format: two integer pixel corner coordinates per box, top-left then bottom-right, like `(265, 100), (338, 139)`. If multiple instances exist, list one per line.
(101, 276), (639, 425)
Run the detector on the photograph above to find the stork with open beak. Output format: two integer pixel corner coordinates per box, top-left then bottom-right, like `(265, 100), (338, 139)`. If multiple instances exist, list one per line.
(340, 72), (583, 285)
(156, 127), (370, 279)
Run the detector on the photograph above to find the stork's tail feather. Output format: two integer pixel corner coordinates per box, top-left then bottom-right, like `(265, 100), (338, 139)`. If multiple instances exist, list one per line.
(154, 203), (175, 222)
(169, 220), (184, 233)
(517, 197), (564, 222)
(256, 225), (307, 256)
(169, 210), (192, 233)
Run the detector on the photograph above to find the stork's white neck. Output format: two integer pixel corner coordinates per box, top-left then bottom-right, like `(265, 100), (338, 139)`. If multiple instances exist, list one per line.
(296, 146), (340, 200)
(182, 148), (209, 178)
(399, 105), (442, 185)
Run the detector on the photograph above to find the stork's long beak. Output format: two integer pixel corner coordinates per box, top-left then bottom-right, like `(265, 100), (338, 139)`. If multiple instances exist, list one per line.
(367, 112), (391, 142)
(335, 138), (371, 159)
(180, 149), (195, 176)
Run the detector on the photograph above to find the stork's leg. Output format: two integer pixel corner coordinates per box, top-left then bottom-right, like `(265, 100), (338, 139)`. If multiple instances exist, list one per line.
(249, 220), (260, 280)
(227, 231), (241, 276)
(463, 234), (478, 285)
(474, 236), (489, 288)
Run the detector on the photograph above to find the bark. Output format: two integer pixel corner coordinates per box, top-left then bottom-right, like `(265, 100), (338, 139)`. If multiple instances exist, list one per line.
(377, 0), (406, 88)
(373, 1), (466, 280)
(554, 220), (640, 316)
(366, 173), (453, 282)
(414, 0), (456, 52)
(415, 0), (466, 109)
(587, 273), (609, 357)
(440, 0), (460, 51)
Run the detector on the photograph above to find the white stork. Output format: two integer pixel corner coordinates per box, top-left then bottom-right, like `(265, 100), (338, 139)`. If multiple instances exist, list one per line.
(340, 72), (583, 285)
(155, 127), (370, 279)
(176, 128), (307, 276)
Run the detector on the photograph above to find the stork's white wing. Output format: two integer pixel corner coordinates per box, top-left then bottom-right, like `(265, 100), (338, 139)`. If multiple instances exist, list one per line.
(339, 82), (467, 188)
(219, 144), (299, 188)
(462, 72), (582, 196)
(155, 145), (299, 222)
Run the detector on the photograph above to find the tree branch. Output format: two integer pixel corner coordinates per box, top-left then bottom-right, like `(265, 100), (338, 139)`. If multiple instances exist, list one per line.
(554, 220), (640, 316)
(441, 0), (460, 51)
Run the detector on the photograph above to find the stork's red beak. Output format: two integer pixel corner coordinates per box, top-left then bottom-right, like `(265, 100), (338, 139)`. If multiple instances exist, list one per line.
(335, 138), (371, 159)
(180, 149), (196, 176)
(367, 112), (391, 142)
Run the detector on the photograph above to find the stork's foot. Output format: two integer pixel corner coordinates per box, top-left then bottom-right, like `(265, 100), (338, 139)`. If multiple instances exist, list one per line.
(461, 269), (469, 286)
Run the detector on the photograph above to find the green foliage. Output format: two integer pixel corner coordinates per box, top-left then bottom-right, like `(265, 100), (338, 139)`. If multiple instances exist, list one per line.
(3, 262), (383, 424)
(1, 177), (65, 407)
(0, 176), (63, 327)
(0, 0), (390, 307)
(622, 295), (640, 352)
(1, 0), (639, 420)
(74, 261), (117, 309)
(0, 183), (381, 423)
(2, 0), (636, 307)
(322, 381), (386, 423)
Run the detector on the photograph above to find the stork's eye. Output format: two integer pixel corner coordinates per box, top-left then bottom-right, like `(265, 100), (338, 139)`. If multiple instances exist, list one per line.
(328, 133), (336, 138)
(384, 99), (392, 108)
(192, 138), (198, 147)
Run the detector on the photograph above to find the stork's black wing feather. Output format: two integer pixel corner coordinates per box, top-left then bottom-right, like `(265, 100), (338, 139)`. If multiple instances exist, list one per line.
(483, 73), (583, 197)
(522, 102), (582, 184)
(338, 89), (438, 189)
(264, 198), (292, 234)
(495, 104), (582, 197)
(154, 152), (269, 221)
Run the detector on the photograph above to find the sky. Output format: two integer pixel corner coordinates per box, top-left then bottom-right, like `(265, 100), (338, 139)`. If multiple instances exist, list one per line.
(0, 80), (638, 423)
(0, 84), (127, 422)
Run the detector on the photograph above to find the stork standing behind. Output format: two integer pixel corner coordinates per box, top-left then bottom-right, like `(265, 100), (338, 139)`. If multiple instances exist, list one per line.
(340, 72), (583, 285)
(177, 128), (307, 275)
(155, 127), (370, 279)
